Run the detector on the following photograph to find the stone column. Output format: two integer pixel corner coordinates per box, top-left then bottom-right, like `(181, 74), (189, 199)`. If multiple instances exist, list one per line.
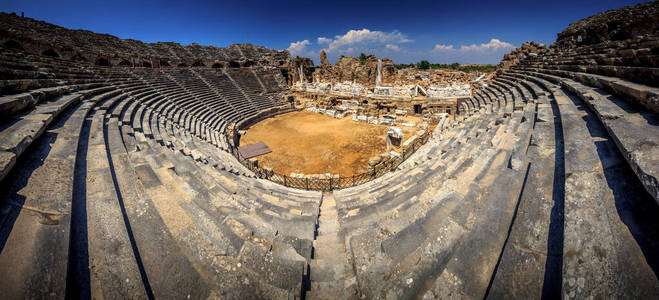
(376, 58), (382, 86)
(299, 65), (304, 83)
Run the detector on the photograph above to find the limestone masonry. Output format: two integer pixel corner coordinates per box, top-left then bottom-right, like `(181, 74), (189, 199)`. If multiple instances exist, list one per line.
(0, 1), (658, 299)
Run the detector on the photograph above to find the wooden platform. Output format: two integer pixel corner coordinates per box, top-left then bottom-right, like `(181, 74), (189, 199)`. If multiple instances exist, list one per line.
(238, 141), (272, 159)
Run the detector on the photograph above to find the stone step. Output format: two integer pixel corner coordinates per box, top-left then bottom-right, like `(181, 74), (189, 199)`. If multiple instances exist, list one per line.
(487, 95), (560, 298)
(374, 105), (533, 299)
(306, 279), (359, 300)
(0, 93), (85, 166)
(84, 106), (147, 298)
(0, 98), (95, 298)
(0, 83), (90, 118)
(522, 70), (659, 202)
(546, 83), (659, 298)
(520, 67), (659, 113)
(125, 137), (285, 297)
(309, 260), (352, 282)
(105, 112), (210, 299)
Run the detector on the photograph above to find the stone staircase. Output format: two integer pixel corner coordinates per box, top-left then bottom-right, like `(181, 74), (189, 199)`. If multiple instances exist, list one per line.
(306, 194), (358, 300)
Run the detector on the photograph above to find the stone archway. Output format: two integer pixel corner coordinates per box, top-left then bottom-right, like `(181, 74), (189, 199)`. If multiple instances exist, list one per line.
(71, 53), (87, 62)
(95, 57), (110, 66)
(192, 60), (205, 67)
(42, 49), (60, 57)
(228, 61), (241, 68)
(243, 60), (256, 67)
(3, 40), (24, 51)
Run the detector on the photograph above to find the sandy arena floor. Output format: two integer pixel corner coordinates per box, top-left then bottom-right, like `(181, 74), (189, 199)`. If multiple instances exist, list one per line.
(240, 111), (420, 176)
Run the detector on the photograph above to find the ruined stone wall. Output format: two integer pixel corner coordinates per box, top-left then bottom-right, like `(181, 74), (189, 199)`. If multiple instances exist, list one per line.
(499, 41), (548, 70)
(497, 1), (659, 86)
(311, 51), (476, 90)
(0, 12), (290, 68)
(394, 68), (473, 88)
(313, 52), (396, 88)
(287, 57), (315, 85)
(554, 1), (658, 49)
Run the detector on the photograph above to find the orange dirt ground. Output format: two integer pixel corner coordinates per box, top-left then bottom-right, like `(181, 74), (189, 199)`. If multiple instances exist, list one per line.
(240, 111), (420, 176)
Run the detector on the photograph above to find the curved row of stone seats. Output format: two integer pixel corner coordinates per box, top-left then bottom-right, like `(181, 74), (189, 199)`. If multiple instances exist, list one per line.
(255, 68), (287, 93)
(515, 62), (659, 88)
(1, 13), (287, 64)
(197, 69), (260, 119)
(111, 92), (322, 298)
(320, 84), (532, 290)
(0, 81), (129, 181)
(485, 69), (659, 298)
(0, 51), (144, 100)
(169, 68), (248, 142)
(459, 101), (471, 116)
(504, 38), (658, 202)
(131, 94), (249, 175)
(511, 65), (659, 113)
(322, 86), (534, 298)
(506, 68), (658, 202)
(225, 68), (278, 111)
(1, 50), (98, 79)
(160, 69), (226, 134)
(489, 80), (522, 111)
(472, 90), (498, 114)
(535, 37), (658, 68)
(129, 69), (233, 147)
(517, 36), (659, 86)
(0, 73), (323, 298)
(115, 74), (237, 164)
(0, 84), (152, 298)
(0, 51), (112, 96)
(493, 76), (534, 104)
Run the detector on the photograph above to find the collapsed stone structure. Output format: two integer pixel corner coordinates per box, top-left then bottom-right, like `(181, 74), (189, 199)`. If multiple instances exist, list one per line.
(313, 52), (397, 87)
(0, 2), (658, 299)
(0, 12), (289, 68)
(291, 51), (480, 121)
(499, 41), (548, 70)
(294, 55), (473, 120)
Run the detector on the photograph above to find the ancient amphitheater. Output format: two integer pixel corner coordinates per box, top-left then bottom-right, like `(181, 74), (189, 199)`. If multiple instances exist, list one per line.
(0, 1), (658, 299)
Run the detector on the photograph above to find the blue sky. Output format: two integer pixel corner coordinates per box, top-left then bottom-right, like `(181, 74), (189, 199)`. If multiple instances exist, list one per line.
(0, 0), (646, 64)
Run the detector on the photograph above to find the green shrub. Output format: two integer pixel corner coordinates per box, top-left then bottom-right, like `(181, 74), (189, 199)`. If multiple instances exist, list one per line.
(416, 60), (430, 70)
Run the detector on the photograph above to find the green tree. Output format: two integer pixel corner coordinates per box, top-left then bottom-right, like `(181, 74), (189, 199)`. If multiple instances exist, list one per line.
(416, 60), (430, 70)
(359, 53), (368, 64)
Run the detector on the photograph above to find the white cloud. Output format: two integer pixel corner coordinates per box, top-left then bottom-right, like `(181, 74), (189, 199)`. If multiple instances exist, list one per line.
(432, 44), (455, 51)
(425, 38), (516, 64)
(287, 34), (515, 64)
(386, 44), (401, 51)
(458, 38), (514, 51)
(324, 28), (412, 53)
(317, 37), (332, 44)
(286, 40), (311, 57)
(432, 39), (514, 53)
